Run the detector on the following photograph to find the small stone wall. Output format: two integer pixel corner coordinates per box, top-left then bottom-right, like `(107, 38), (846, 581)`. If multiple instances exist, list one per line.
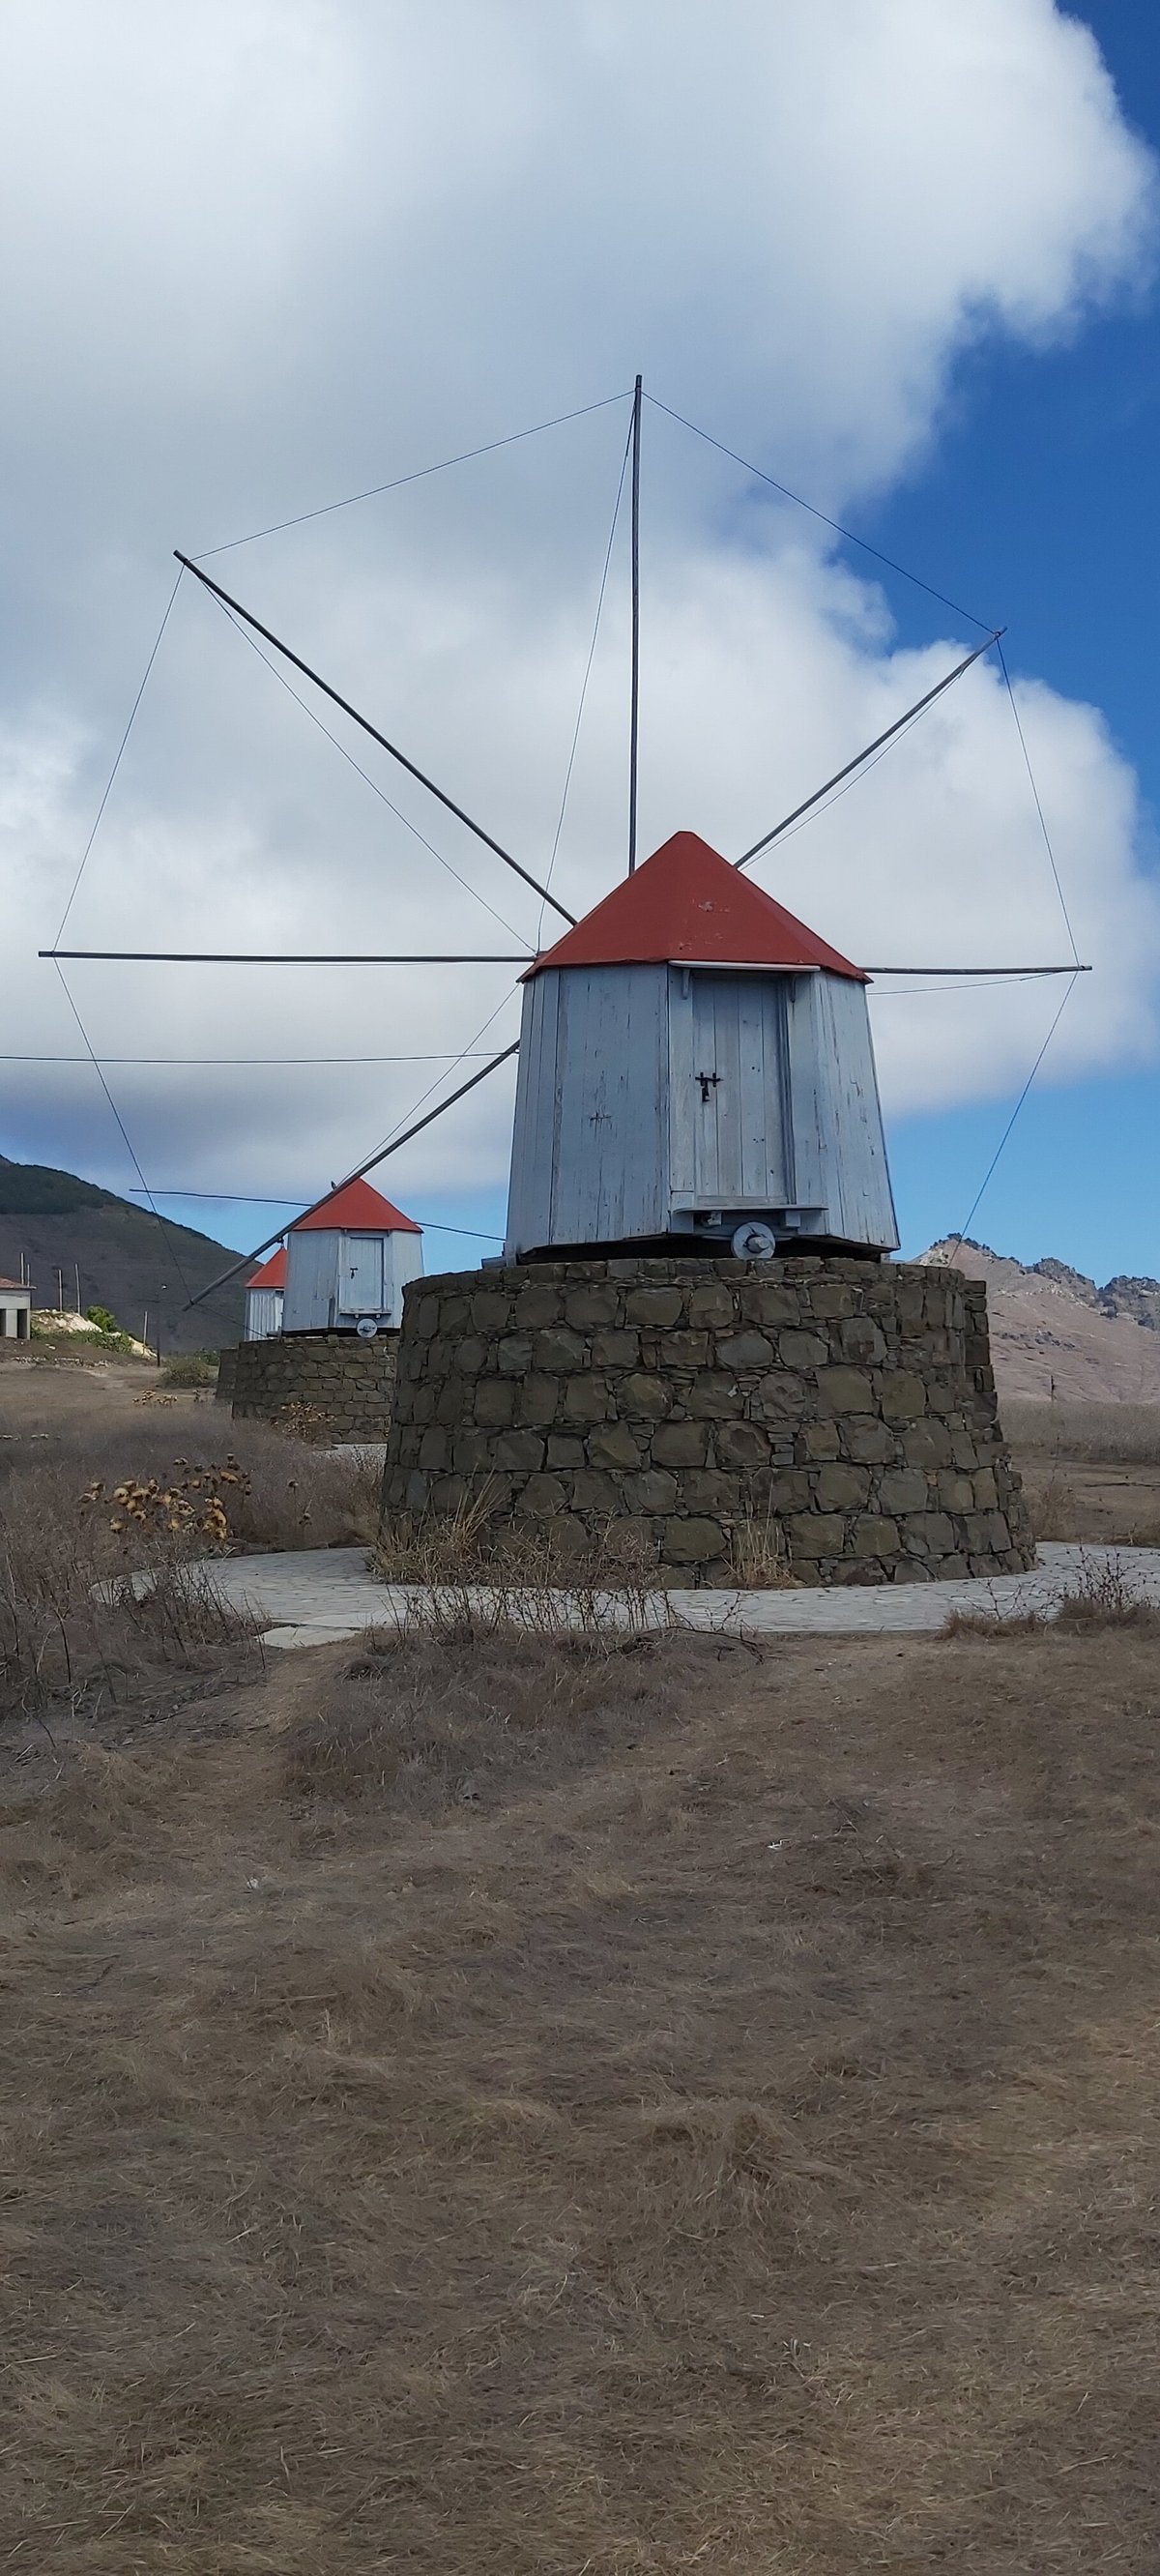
(380, 1257), (1033, 1586)
(230, 1332), (398, 1442)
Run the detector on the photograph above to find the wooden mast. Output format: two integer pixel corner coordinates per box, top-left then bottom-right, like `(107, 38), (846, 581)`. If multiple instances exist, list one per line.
(627, 373), (642, 873)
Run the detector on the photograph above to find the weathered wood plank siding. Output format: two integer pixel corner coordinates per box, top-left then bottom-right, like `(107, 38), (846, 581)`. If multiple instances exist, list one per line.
(813, 973), (899, 1250)
(284, 1229), (423, 1331)
(243, 1286), (283, 1341)
(507, 966), (667, 1254)
(506, 974), (559, 1256)
(283, 1231), (339, 1332)
(669, 970), (792, 1208)
(504, 957), (896, 1255)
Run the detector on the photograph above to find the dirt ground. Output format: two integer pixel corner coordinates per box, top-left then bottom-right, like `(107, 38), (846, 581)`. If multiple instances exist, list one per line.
(4, 1614), (1160, 2571)
(1004, 1399), (1160, 1546)
(4, 1374), (1160, 2568)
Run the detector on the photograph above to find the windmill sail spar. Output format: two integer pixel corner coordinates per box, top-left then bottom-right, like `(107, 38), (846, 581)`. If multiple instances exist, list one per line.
(173, 552), (577, 929)
(628, 373), (642, 875)
(735, 629), (1002, 872)
(184, 1039), (520, 1310)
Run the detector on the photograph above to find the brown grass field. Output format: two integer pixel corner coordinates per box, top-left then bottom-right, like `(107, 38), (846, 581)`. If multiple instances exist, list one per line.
(3, 1370), (1160, 2569)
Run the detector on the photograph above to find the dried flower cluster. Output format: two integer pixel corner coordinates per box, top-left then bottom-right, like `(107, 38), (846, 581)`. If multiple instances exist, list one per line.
(81, 1458), (252, 1546)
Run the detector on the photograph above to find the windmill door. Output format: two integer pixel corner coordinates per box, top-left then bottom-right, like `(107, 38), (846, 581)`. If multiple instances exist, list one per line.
(670, 972), (793, 1208)
(339, 1236), (385, 1314)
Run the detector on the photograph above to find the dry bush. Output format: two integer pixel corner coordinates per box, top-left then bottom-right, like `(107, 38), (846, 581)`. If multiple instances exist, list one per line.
(943, 1603), (1048, 1639)
(1022, 1465), (1083, 1541)
(376, 1495), (662, 1598)
(944, 1550), (1159, 1640)
(278, 1628), (682, 1817)
(0, 1465), (252, 1727)
(218, 1423), (380, 1552)
(1005, 1397), (1160, 1464)
(1053, 1551), (1160, 1632)
(727, 1499), (798, 1586)
(0, 1404), (377, 1729)
(0, 1409), (379, 1560)
(160, 1352), (218, 1389)
(374, 1503), (681, 1640)
(378, 1491), (797, 1596)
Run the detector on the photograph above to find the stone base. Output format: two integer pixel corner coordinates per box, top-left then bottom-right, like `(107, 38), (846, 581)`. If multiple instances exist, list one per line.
(380, 1257), (1033, 1586)
(231, 1331), (398, 1443)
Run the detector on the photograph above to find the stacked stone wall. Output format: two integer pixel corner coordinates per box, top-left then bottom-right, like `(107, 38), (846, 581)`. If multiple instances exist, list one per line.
(231, 1332), (398, 1442)
(380, 1257), (1033, 1586)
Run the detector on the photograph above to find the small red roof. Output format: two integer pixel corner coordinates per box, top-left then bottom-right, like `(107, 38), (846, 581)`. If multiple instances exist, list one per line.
(291, 1178), (421, 1235)
(246, 1248), (286, 1290)
(527, 830), (866, 981)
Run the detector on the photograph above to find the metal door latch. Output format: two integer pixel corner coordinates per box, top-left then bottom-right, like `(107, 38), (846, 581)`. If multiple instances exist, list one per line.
(696, 1069), (721, 1103)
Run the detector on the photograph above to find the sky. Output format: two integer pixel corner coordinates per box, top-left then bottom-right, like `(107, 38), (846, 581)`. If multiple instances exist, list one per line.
(2, 0), (1159, 1288)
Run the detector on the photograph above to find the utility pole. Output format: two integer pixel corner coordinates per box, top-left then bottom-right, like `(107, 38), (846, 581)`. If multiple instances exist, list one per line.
(74, 1262), (81, 1315)
(628, 371), (642, 874)
(55, 1266), (64, 1313)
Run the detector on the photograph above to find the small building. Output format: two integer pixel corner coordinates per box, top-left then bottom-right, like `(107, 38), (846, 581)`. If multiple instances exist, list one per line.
(505, 829), (898, 1260)
(282, 1178), (423, 1334)
(244, 1246), (285, 1341)
(0, 1278), (30, 1341)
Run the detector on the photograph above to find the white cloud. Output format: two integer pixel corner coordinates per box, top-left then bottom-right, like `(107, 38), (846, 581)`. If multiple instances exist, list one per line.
(0, 0), (1156, 1215)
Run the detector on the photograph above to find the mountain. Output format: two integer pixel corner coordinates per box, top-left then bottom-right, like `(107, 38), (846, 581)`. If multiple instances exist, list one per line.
(920, 1240), (1160, 1402)
(0, 1157), (246, 1354)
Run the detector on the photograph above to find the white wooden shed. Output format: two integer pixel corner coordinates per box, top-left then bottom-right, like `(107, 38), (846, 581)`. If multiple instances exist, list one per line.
(283, 1179), (423, 1333)
(0, 1277), (31, 1340)
(505, 831), (898, 1260)
(244, 1246), (285, 1341)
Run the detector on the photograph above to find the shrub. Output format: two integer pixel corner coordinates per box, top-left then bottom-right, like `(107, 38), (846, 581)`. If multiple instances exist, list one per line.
(86, 1303), (118, 1335)
(160, 1352), (219, 1389)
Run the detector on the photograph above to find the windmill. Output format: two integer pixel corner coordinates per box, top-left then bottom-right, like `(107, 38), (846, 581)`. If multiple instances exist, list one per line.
(43, 375), (1085, 1299)
(40, 382), (1075, 1581)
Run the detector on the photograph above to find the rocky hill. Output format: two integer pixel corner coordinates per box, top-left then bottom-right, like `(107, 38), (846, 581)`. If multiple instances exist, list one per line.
(920, 1239), (1160, 1402)
(0, 1157), (246, 1355)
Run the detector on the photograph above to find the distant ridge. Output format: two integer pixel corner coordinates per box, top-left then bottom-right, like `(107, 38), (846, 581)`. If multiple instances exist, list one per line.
(0, 1156), (246, 1354)
(919, 1239), (1160, 1402)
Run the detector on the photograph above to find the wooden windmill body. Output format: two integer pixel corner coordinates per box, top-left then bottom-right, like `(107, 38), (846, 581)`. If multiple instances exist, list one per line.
(282, 1179), (423, 1334)
(244, 1246), (285, 1340)
(506, 832), (897, 1262)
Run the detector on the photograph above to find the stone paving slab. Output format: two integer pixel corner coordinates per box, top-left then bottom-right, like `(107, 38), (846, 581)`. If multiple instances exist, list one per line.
(198, 1542), (1160, 1650)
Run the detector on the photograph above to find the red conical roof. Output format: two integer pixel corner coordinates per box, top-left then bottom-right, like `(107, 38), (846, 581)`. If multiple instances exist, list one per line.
(246, 1247), (287, 1289)
(527, 831), (866, 981)
(290, 1178), (421, 1234)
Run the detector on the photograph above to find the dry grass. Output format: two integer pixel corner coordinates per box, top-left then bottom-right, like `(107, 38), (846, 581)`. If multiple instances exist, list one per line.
(945, 1548), (1160, 1639)
(0, 1385), (379, 1729)
(377, 1490), (799, 1594)
(378, 1489), (668, 1588)
(1004, 1402), (1160, 1547)
(4, 1620), (1160, 2568)
(1005, 1396), (1160, 1463)
(1, 1404), (380, 1555)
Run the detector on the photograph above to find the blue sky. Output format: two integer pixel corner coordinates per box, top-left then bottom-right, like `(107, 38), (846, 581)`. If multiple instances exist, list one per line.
(866, 1), (1160, 1273)
(4, 2), (1160, 1293)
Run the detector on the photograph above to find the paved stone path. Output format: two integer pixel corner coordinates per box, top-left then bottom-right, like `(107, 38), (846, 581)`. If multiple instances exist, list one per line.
(200, 1542), (1160, 1650)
